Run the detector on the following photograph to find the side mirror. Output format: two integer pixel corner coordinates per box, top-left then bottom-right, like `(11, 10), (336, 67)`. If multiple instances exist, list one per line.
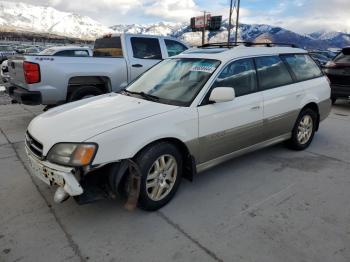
(209, 87), (235, 103)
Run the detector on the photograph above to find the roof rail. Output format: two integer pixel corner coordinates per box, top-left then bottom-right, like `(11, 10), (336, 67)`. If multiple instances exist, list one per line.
(199, 42), (298, 49)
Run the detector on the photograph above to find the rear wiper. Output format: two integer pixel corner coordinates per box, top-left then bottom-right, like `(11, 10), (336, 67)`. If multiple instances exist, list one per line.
(122, 89), (159, 101)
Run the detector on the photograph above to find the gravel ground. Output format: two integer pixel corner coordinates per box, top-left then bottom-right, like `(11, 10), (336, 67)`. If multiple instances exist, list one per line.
(0, 90), (12, 105)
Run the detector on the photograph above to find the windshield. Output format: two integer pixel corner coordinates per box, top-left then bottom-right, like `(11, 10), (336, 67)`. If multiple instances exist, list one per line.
(125, 58), (220, 106)
(334, 51), (350, 63)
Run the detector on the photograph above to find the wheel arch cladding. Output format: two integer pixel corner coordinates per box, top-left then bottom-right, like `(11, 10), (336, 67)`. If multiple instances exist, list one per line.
(135, 138), (196, 181)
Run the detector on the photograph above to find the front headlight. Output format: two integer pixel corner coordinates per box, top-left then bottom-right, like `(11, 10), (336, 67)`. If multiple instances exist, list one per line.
(47, 143), (97, 167)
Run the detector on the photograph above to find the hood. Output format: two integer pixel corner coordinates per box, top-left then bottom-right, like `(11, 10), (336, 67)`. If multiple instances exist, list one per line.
(28, 93), (179, 154)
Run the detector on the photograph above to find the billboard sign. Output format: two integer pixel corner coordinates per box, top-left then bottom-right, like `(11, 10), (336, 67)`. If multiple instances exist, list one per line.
(190, 15), (222, 31)
(194, 14), (211, 29)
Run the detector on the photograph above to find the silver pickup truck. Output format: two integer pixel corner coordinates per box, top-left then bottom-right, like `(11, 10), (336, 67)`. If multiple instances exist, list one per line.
(7, 34), (188, 105)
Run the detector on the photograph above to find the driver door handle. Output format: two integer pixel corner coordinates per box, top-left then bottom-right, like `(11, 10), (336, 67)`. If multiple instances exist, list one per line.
(250, 106), (260, 111)
(132, 64), (143, 68)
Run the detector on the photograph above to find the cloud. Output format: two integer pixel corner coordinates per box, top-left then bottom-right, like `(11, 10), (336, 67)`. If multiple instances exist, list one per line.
(49, 0), (142, 14)
(7, 0), (350, 33)
(144, 0), (199, 22)
(240, 0), (350, 33)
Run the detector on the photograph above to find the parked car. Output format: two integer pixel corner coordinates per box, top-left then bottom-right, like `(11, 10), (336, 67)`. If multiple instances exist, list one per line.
(16, 46), (42, 55)
(1, 59), (9, 83)
(310, 50), (337, 60)
(309, 52), (330, 66)
(0, 45), (16, 63)
(7, 34), (188, 106)
(324, 47), (350, 104)
(25, 43), (331, 210)
(38, 46), (93, 56)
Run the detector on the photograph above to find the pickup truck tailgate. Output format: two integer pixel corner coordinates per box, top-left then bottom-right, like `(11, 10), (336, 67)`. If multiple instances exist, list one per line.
(8, 56), (27, 88)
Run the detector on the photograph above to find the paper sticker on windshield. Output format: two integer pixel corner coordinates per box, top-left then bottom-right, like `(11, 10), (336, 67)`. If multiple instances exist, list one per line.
(190, 65), (216, 73)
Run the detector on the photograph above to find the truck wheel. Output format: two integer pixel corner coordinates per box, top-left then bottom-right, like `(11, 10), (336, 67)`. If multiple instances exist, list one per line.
(135, 142), (182, 211)
(68, 86), (103, 102)
(287, 108), (317, 151)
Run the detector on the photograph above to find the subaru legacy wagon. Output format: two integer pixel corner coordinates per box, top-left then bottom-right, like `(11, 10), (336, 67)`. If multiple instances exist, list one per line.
(25, 43), (331, 210)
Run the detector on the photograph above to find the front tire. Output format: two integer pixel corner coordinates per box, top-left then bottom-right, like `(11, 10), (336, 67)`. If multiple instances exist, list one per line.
(136, 142), (182, 211)
(287, 108), (317, 150)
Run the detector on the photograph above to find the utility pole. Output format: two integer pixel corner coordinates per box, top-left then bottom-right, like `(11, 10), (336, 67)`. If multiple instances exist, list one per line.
(227, 0), (234, 44)
(234, 0), (241, 44)
(201, 11), (207, 45)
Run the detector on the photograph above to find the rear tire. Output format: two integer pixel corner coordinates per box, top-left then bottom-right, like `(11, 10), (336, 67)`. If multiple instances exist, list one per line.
(68, 86), (103, 102)
(331, 97), (337, 105)
(135, 142), (182, 211)
(287, 108), (317, 150)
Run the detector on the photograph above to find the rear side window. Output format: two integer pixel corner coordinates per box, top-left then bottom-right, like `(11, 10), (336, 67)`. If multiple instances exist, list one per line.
(131, 37), (162, 60)
(213, 58), (257, 97)
(94, 36), (123, 57)
(255, 56), (293, 90)
(283, 54), (322, 81)
(55, 50), (74, 56)
(164, 40), (187, 57)
(74, 50), (89, 56)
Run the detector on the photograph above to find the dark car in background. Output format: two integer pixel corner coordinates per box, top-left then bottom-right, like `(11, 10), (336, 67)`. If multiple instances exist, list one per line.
(324, 47), (350, 104)
(309, 52), (330, 66)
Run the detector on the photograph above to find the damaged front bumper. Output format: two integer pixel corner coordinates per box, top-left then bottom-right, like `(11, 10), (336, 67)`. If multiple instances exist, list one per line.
(26, 146), (141, 207)
(26, 146), (83, 199)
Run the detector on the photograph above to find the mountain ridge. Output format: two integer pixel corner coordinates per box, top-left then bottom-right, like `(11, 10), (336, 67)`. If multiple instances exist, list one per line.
(0, 0), (349, 48)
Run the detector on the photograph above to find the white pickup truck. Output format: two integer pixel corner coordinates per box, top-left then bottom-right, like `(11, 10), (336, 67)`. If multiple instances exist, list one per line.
(7, 34), (188, 105)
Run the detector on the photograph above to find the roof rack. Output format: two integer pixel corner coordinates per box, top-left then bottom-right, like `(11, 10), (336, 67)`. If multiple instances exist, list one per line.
(199, 42), (298, 49)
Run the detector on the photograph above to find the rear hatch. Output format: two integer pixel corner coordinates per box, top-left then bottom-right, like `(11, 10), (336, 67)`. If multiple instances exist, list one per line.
(324, 47), (350, 86)
(8, 55), (28, 89)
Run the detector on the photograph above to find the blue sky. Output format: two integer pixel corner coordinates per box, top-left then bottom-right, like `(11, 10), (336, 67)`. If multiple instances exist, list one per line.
(12, 0), (350, 33)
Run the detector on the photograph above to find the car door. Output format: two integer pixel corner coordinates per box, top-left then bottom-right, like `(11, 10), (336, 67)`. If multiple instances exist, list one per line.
(255, 55), (304, 140)
(197, 58), (264, 164)
(126, 36), (164, 81)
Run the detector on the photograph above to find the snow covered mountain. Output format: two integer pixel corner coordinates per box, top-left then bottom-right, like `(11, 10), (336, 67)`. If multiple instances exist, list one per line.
(0, 1), (112, 40)
(0, 0), (349, 48)
(111, 21), (350, 48)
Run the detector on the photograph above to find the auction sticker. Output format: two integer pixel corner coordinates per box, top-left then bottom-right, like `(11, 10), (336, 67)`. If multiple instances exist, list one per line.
(190, 65), (216, 73)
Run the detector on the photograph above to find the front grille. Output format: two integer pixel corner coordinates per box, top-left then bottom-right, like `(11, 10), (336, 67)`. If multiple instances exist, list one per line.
(26, 132), (43, 159)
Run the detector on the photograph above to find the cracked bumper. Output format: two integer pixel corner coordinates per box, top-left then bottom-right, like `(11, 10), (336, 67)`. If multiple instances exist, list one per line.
(25, 146), (83, 196)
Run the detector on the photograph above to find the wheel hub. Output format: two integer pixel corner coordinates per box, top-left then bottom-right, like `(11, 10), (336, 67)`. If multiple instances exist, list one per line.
(146, 154), (178, 201)
(297, 115), (313, 145)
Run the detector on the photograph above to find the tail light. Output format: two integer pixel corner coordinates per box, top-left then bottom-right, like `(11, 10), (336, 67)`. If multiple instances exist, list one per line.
(23, 61), (40, 84)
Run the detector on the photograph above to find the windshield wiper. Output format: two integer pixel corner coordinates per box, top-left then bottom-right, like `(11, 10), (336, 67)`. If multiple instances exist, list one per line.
(122, 89), (159, 101)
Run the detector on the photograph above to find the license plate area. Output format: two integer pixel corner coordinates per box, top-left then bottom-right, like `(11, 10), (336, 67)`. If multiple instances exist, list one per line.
(27, 153), (65, 187)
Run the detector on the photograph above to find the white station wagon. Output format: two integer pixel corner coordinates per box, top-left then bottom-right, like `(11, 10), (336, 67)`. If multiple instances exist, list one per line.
(25, 43), (331, 210)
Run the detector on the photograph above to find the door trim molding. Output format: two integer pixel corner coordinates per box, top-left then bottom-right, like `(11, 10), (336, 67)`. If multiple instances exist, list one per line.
(196, 133), (291, 173)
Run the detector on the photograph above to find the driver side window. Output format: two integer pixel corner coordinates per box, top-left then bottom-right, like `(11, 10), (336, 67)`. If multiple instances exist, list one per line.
(213, 58), (257, 97)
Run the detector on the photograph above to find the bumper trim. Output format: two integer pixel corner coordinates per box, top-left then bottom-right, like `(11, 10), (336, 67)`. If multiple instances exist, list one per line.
(8, 85), (42, 105)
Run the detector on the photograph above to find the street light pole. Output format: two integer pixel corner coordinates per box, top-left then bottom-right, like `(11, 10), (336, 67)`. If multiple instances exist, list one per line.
(234, 0), (241, 44)
(202, 11), (206, 45)
(227, 0), (233, 44)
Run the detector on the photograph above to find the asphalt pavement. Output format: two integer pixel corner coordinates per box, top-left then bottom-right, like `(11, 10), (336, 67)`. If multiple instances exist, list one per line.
(1, 93), (350, 262)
